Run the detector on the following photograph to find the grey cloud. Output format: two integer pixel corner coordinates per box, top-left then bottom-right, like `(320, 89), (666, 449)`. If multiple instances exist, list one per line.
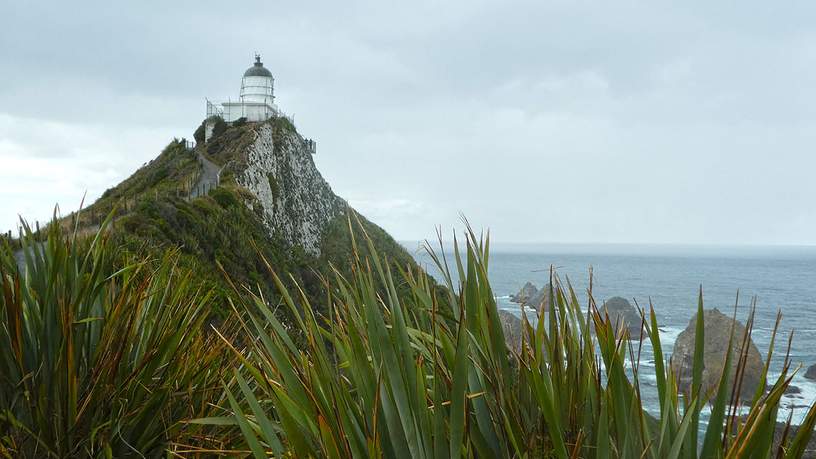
(1, 1), (816, 244)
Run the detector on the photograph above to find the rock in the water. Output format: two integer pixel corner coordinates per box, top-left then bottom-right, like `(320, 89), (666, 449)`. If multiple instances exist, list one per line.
(526, 287), (551, 311)
(734, 416), (816, 456)
(785, 384), (802, 396)
(805, 364), (816, 381)
(601, 296), (642, 335)
(510, 282), (551, 311)
(499, 310), (524, 353)
(670, 308), (764, 401)
(511, 282), (538, 304)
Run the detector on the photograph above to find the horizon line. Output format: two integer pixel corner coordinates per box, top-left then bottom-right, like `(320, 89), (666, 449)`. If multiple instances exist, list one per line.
(398, 239), (816, 250)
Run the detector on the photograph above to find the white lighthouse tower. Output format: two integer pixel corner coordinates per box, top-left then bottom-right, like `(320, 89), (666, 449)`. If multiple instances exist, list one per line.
(240, 55), (274, 107)
(201, 54), (315, 152)
(206, 54), (278, 125)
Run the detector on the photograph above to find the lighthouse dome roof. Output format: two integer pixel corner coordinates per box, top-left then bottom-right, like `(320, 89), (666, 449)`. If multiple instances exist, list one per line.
(244, 55), (272, 77)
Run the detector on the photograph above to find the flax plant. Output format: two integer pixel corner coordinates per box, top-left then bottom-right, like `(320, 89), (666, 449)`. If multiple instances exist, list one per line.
(0, 217), (234, 458)
(214, 219), (816, 457)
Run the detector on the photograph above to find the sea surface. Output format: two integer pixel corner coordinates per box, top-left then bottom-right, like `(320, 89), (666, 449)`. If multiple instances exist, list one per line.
(404, 242), (816, 425)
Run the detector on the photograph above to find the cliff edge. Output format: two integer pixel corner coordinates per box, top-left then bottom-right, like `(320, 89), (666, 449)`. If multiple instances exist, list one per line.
(74, 116), (416, 315)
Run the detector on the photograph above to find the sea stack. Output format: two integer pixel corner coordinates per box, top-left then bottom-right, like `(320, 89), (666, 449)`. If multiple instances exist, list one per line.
(510, 282), (550, 311)
(600, 296), (642, 335)
(670, 308), (764, 401)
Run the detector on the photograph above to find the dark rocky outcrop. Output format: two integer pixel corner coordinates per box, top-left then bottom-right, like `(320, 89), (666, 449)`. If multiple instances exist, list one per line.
(511, 282), (538, 304)
(776, 423), (816, 456)
(805, 364), (816, 381)
(785, 384), (802, 396)
(670, 308), (764, 401)
(499, 310), (524, 353)
(600, 296), (642, 335)
(510, 282), (550, 311)
(527, 288), (550, 311)
(733, 416), (816, 457)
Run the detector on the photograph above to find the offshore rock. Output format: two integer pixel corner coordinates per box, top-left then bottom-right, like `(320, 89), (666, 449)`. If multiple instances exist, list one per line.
(600, 296), (642, 335)
(804, 364), (816, 381)
(499, 309), (525, 353)
(526, 286), (551, 311)
(670, 308), (764, 401)
(510, 282), (550, 311)
(785, 384), (802, 396)
(511, 282), (538, 304)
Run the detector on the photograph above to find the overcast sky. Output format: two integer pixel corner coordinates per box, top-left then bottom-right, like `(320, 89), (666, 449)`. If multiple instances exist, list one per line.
(2, 1), (815, 245)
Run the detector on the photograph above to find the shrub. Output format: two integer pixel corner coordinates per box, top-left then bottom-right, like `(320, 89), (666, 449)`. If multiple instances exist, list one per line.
(194, 120), (206, 144)
(0, 219), (235, 457)
(215, 220), (816, 458)
(211, 117), (228, 138)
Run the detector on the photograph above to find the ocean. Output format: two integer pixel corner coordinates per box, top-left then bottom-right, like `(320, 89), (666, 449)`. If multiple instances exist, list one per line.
(405, 242), (816, 425)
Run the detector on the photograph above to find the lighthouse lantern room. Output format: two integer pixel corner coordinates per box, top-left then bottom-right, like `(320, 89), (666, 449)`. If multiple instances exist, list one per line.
(206, 54), (278, 128)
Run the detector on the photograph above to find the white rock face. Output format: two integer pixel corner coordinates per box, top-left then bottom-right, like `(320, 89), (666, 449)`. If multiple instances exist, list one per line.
(235, 124), (345, 256)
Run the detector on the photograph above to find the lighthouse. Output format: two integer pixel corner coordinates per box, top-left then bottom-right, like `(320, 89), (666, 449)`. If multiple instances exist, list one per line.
(201, 54), (314, 153)
(206, 54), (278, 125)
(240, 55), (274, 106)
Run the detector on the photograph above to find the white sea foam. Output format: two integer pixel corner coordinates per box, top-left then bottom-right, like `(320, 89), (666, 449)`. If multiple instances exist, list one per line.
(776, 373), (816, 424)
(658, 326), (684, 347)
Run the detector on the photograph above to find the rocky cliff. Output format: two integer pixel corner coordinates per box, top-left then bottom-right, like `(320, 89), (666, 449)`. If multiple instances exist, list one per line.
(227, 123), (345, 255)
(77, 116), (416, 316)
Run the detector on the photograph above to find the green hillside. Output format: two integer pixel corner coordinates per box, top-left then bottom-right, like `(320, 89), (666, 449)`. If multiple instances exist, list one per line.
(73, 117), (417, 318)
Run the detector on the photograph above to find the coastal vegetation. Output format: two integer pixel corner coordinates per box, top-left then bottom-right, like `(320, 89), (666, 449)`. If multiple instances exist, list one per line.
(2, 118), (814, 457)
(3, 218), (816, 457)
(53, 117), (415, 318)
(214, 224), (816, 457)
(0, 219), (236, 457)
